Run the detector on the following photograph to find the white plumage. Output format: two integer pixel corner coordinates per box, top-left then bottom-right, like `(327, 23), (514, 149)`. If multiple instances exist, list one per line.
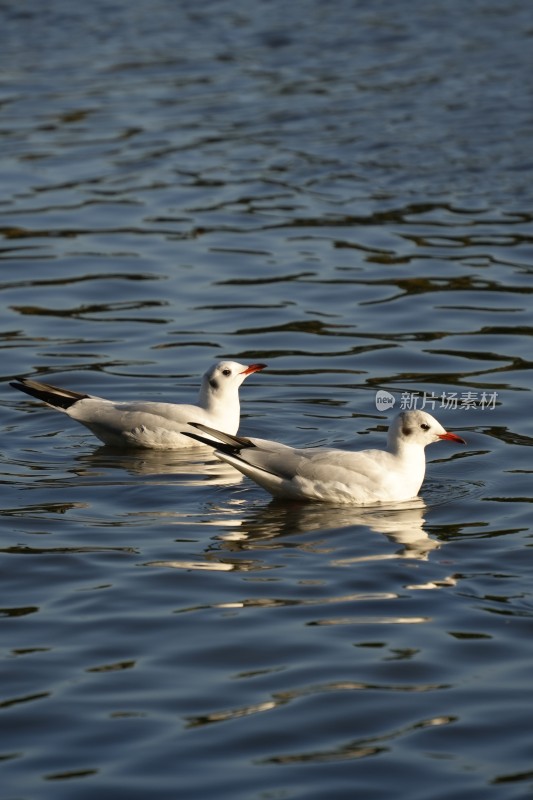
(11, 361), (266, 449)
(184, 410), (465, 505)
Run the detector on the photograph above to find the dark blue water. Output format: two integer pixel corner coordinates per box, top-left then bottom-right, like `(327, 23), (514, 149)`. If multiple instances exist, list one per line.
(2, 1), (533, 798)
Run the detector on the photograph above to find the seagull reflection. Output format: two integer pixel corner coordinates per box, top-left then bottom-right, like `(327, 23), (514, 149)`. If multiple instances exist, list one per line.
(74, 445), (244, 487)
(145, 497), (437, 574)
(216, 497), (438, 561)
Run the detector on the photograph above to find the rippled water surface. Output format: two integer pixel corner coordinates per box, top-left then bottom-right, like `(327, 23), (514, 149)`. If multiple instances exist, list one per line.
(2, 1), (533, 798)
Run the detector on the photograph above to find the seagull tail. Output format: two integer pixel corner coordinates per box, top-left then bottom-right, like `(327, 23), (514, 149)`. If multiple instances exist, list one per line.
(10, 377), (89, 411)
(183, 422), (255, 454)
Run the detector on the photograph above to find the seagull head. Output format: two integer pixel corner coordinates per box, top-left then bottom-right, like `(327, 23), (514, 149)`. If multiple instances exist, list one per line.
(389, 410), (466, 450)
(200, 361), (266, 402)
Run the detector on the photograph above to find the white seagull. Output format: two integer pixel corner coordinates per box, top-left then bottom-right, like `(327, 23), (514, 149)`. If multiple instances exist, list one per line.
(184, 410), (465, 505)
(11, 361), (266, 450)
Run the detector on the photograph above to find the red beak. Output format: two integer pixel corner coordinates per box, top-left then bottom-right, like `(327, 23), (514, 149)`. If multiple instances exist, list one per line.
(240, 363), (267, 375)
(438, 431), (466, 445)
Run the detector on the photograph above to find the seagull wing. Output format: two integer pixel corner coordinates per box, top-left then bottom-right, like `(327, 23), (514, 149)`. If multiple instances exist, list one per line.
(187, 424), (402, 504)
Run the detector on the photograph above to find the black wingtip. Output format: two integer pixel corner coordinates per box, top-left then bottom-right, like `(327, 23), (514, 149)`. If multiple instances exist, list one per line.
(189, 422), (254, 449)
(181, 430), (217, 448)
(10, 376), (28, 391)
(10, 377), (83, 410)
(184, 423), (256, 455)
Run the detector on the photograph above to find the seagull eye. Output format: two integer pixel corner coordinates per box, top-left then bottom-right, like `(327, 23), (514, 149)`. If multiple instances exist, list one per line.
(222, 368), (231, 377)
(420, 423), (430, 431)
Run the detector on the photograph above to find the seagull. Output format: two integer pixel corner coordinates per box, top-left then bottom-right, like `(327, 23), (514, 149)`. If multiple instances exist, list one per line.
(183, 410), (465, 504)
(10, 361), (266, 450)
